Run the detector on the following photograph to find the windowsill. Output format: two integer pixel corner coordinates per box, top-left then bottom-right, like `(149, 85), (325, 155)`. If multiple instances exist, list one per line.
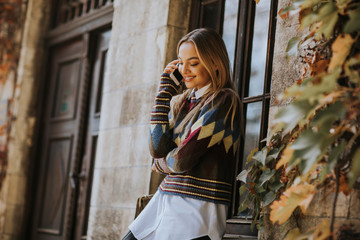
(225, 217), (258, 237)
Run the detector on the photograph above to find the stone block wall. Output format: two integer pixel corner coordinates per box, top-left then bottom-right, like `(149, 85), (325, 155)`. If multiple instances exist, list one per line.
(263, 0), (360, 239)
(86, 0), (190, 238)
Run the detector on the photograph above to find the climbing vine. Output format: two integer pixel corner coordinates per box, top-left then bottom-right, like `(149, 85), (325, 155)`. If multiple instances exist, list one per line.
(0, 0), (24, 189)
(238, 0), (360, 239)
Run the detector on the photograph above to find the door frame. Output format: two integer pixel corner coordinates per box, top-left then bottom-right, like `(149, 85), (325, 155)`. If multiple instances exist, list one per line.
(27, 5), (113, 240)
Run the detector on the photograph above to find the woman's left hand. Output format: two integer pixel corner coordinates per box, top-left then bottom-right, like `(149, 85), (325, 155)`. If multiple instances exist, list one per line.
(163, 59), (180, 75)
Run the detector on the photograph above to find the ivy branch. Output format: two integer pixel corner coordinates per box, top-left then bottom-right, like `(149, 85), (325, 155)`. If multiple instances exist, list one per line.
(240, 0), (360, 239)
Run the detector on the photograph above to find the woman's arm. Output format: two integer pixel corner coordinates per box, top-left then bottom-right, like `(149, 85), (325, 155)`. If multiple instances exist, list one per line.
(149, 69), (180, 158)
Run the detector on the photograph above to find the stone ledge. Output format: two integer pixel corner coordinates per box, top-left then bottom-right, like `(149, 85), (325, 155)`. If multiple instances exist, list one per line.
(223, 234), (258, 240)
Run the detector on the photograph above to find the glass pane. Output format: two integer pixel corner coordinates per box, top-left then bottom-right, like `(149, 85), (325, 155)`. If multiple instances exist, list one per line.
(202, 2), (219, 30)
(222, 0), (239, 72)
(53, 60), (80, 119)
(248, 1), (271, 97)
(95, 49), (108, 113)
(242, 101), (262, 168)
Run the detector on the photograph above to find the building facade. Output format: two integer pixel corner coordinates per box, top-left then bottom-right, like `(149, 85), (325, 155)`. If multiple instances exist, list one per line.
(0, 0), (358, 239)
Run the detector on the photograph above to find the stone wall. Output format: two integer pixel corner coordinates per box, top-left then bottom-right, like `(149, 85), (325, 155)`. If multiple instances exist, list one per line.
(86, 0), (191, 238)
(0, 0), (52, 239)
(263, 0), (360, 239)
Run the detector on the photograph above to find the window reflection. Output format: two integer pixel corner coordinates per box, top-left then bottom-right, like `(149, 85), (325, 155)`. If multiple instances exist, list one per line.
(223, 0), (239, 72)
(53, 60), (80, 119)
(242, 102), (262, 169)
(248, 0), (271, 97)
(202, 3), (219, 30)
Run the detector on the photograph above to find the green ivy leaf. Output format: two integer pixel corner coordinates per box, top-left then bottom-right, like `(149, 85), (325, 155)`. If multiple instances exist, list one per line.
(344, 8), (360, 33)
(316, 11), (338, 40)
(285, 37), (301, 61)
(310, 101), (347, 134)
(274, 100), (313, 134)
(348, 147), (360, 188)
(247, 148), (259, 163)
(290, 130), (323, 173)
(300, 0), (322, 9)
(255, 184), (266, 193)
(327, 140), (347, 174)
(253, 147), (268, 166)
(263, 191), (277, 206)
(237, 169), (248, 183)
(269, 180), (284, 192)
(259, 169), (276, 186)
(345, 53), (360, 84)
(290, 125), (339, 174)
(266, 147), (282, 163)
(238, 198), (249, 214)
(294, 69), (340, 104)
(301, 2), (337, 29)
(239, 184), (248, 196)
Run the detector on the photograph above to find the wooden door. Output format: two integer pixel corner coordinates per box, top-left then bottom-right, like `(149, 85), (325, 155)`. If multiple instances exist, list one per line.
(31, 37), (89, 240)
(73, 29), (111, 240)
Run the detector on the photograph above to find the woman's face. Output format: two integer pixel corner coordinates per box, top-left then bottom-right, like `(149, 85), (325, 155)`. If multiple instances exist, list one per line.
(178, 42), (211, 90)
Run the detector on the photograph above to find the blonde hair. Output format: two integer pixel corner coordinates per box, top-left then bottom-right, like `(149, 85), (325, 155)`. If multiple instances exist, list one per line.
(172, 28), (241, 133)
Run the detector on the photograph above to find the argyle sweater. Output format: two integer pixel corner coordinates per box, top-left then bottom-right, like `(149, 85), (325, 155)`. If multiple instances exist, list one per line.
(149, 73), (241, 205)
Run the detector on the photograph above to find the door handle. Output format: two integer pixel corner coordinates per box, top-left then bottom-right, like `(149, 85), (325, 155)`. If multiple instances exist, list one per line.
(69, 171), (87, 189)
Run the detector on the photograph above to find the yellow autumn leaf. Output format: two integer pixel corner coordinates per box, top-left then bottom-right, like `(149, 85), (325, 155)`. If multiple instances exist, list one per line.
(328, 34), (355, 71)
(254, 0), (260, 4)
(276, 146), (294, 169)
(313, 219), (332, 240)
(285, 228), (301, 240)
(270, 183), (315, 224)
(285, 219), (331, 240)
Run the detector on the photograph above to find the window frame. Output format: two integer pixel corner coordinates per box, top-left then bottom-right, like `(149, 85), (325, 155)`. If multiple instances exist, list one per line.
(189, 0), (279, 233)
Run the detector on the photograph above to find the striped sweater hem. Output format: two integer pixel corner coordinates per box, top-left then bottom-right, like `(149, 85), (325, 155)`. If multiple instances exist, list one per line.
(158, 174), (232, 205)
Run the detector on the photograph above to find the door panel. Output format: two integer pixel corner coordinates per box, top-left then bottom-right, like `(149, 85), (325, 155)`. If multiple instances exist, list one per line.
(32, 37), (87, 240)
(38, 136), (73, 235)
(74, 29), (111, 240)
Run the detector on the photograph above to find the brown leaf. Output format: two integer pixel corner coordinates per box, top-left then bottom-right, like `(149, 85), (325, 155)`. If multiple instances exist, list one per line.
(310, 59), (329, 76)
(301, 66), (308, 78)
(278, 8), (289, 19)
(339, 175), (351, 196)
(270, 183), (315, 224)
(329, 34), (355, 71)
(276, 146), (294, 169)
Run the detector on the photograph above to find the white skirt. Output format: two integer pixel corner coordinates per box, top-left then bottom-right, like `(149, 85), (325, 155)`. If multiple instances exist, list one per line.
(129, 191), (228, 240)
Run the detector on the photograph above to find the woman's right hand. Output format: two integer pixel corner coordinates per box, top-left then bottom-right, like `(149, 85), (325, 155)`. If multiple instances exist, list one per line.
(163, 59), (180, 75)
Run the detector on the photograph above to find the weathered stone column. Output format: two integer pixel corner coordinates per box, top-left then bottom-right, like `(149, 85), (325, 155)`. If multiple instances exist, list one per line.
(86, 0), (191, 238)
(0, 0), (52, 239)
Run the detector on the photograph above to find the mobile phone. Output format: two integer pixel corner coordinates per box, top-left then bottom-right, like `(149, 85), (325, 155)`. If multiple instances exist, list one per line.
(170, 68), (183, 85)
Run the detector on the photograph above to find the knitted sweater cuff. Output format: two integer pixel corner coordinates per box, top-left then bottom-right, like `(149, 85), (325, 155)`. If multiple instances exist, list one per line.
(150, 73), (180, 124)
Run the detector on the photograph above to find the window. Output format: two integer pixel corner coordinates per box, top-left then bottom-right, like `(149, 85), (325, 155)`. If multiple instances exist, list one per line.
(190, 0), (278, 234)
(51, 0), (114, 28)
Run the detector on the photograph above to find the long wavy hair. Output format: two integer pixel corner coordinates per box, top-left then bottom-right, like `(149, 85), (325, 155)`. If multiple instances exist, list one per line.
(172, 28), (241, 133)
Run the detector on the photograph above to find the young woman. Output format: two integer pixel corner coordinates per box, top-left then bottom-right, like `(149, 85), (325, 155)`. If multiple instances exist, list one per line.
(123, 28), (241, 240)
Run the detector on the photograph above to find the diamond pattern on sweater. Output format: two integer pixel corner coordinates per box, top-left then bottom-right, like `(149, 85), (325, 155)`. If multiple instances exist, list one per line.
(197, 122), (216, 140)
(223, 134), (233, 153)
(208, 130), (225, 148)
